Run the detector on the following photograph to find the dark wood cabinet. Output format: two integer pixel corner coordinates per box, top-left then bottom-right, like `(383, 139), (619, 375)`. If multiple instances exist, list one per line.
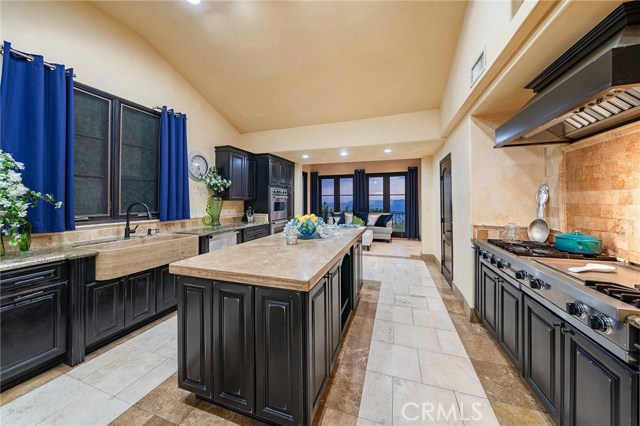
(241, 225), (269, 243)
(125, 269), (156, 327)
(85, 278), (125, 346)
(269, 159), (281, 187)
(523, 296), (562, 424)
(563, 324), (638, 426)
(480, 264), (499, 337)
(278, 162), (288, 187)
(255, 287), (304, 426)
(212, 282), (254, 413)
(306, 276), (330, 418)
(177, 276), (213, 399)
(215, 146), (255, 201)
(157, 266), (177, 312)
(1, 278), (68, 388)
(352, 239), (363, 307)
(498, 278), (523, 370)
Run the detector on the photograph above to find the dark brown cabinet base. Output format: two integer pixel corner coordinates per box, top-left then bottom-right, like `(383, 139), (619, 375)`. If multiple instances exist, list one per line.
(177, 244), (363, 426)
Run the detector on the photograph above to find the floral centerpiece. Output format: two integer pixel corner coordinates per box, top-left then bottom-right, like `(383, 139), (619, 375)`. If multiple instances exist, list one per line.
(201, 166), (231, 226)
(284, 214), (337, 240)
(0, 149), (62, 255)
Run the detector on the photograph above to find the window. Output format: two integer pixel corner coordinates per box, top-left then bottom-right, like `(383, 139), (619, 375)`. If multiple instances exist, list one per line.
(367, 173), (407, 236)
(319, 176), (353, 212)
(73, 84), (160, 222)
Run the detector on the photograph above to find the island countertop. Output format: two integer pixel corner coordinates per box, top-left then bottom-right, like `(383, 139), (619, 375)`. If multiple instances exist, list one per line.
(169, 227), (365, 291)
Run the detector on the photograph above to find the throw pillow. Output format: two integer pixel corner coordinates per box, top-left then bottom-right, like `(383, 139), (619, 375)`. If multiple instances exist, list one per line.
(354, 211), (369, 224)
(332, 212), (345, 225)
(367, 213), (382, 226)
(352, 215), (365, 226)
(375, 213), (393, 227)
(343, 212), (353, 225)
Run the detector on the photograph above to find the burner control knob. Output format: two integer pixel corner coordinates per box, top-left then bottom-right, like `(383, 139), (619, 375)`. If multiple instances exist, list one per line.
(515, 270), (528, 280)
(482, 252), (491, 260)
(530, 278), (544, 290)
(588, 314), (612, 333)
(566, 302), (587, 317)
(497, 260), (510, 270)
(490, 256), (498, 266)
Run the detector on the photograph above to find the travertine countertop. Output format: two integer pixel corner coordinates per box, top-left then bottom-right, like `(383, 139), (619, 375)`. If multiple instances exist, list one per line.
(170, 227), (365, 291)
(0, 245), (98, 273)
(177, 222), (269, 237)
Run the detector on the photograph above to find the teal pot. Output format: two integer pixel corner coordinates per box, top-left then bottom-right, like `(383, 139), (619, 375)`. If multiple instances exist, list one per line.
(555, 231), (602, 255)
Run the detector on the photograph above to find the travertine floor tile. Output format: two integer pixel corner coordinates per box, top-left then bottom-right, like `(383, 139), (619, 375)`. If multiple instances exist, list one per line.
(392, 377), (463, 426)
(109, 406), (154, 426)
(489, 401), (555, 426)
(393, 323), (441, 352)
(372, 319), (394, 343)
(366, 341), (422, 382)
(471, 361), (545, 411)
(375, 304), (413, 324)
(358, 371), (392, 426)
(418, 350), (485, 398)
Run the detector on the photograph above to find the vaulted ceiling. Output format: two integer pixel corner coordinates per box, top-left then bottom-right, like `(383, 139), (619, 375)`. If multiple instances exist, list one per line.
(92, 0), (467, 134)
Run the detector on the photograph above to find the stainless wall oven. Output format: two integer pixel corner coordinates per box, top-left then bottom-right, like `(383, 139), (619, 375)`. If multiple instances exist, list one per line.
(270, 187), (289, 222)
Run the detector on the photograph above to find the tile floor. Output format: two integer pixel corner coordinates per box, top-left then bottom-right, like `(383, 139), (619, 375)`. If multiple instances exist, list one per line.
(1, 239), (553, 426)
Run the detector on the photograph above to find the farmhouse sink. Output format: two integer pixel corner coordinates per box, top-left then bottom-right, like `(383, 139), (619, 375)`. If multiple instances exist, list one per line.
(86, 234), (199, 280)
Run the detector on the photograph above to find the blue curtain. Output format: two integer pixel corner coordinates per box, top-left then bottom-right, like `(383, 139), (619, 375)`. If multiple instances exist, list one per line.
(406, 166), (419, 239)
(354, 169), (368, 212)
(0, 41), (75, 232)
(159, 107), (190, 221)
(310, 172), (319, 215)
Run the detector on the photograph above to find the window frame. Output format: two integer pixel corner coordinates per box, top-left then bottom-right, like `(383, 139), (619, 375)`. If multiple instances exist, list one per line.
(73, 82), (161, 224)
(366, 172), (407, 237)
(319, 174), (354, 212)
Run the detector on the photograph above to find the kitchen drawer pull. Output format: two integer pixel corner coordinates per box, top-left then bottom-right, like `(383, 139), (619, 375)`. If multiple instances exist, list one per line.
(14, 290), (45, 301)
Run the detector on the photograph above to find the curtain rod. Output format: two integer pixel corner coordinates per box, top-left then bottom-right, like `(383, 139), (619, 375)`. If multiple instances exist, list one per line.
(0, 45), (77, 78)
(154, 106), (185, 117)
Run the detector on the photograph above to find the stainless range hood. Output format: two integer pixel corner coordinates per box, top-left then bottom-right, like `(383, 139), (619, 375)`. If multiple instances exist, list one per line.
(495, 2), (640, 147)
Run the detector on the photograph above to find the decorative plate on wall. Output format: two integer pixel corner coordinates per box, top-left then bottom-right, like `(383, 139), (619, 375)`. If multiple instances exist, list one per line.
(188, 151), (208, 181)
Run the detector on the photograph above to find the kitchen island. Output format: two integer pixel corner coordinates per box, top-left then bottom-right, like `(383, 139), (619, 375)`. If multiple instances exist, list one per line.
(169, 227), (365, 426)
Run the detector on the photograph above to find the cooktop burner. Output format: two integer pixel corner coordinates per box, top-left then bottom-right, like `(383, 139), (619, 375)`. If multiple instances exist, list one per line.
(487, 239), (617, 261)
(586, 281), (640, 308)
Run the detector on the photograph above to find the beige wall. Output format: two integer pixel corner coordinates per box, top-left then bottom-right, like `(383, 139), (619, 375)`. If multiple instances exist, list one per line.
(2, 1), (238, 219)
(420, 156), (435, 257)
(238, 110), (441, 154)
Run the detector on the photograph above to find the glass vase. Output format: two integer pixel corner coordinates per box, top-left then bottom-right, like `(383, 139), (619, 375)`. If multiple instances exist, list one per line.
(17, 222), (32, 252)
(202, 195), (223, 227)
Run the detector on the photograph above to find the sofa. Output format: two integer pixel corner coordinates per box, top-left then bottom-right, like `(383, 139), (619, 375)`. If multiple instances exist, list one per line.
(332, 211), (393, 243)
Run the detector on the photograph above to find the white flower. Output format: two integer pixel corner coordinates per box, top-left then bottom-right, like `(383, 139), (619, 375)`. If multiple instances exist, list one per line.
(7, 170), (21, 182)
(14, 161), (24, 170)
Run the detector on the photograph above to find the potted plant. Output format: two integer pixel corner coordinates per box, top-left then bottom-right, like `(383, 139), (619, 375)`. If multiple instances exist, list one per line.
(201, 166), (231, 226)
(0, 149), (61, 255)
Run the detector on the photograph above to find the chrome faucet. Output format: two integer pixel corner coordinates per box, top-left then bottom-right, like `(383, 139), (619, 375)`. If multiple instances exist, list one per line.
(124, 202), (152, 238)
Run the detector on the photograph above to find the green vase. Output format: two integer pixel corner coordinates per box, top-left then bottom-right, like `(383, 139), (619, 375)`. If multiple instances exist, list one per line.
(202, 196), (223, 226)
(17, 222), (32, 252)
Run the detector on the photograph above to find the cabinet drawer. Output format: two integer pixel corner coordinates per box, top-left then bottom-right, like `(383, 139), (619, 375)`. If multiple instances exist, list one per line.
(243, 226), (269, 241)
(1, 262), (66, 289)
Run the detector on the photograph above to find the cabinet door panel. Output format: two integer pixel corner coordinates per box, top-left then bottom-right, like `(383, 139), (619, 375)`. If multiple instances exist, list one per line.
(329, 264), (341, 365)
(177, 277), (213, 398)
(270, 160), (280, 186)
(125, 270), (156, 327)
(564, 327), (638, 426)
(480, 265), (498, 337)
(278, 163), (288, 187)
(307, 277), (329, 415)
(1, 282), (67, 385)
(86, 279), (124, 346)
(498, 280), (523, 370)
(157, 266), (177, 312)
(213, 282), (254, 413)
(245, 157), (256, 200)
(229, 153), (245, 200)
(523, 296), (561, 423)
(255, 287), (303, 426)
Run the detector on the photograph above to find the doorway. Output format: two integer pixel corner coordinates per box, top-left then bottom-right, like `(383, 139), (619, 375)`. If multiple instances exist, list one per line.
(440, 155), (453, 286)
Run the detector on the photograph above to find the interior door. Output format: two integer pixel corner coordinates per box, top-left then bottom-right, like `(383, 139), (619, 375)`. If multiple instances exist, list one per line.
(440, 155), (453, 285)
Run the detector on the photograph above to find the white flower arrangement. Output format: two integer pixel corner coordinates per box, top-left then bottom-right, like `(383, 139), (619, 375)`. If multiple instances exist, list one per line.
(0, 149), (61, 247)
(202, 166), (231, 196)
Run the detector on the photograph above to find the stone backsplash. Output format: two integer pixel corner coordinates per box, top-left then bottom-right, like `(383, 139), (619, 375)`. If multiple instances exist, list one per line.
(22, 200), (267, 249)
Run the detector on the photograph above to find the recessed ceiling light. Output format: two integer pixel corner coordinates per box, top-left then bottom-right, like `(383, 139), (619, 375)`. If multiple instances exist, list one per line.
(302, 154), (309, 159)
(384, 148), (392, 153)
(187, 0), (201, 4)
(340, 151), (348, 157)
